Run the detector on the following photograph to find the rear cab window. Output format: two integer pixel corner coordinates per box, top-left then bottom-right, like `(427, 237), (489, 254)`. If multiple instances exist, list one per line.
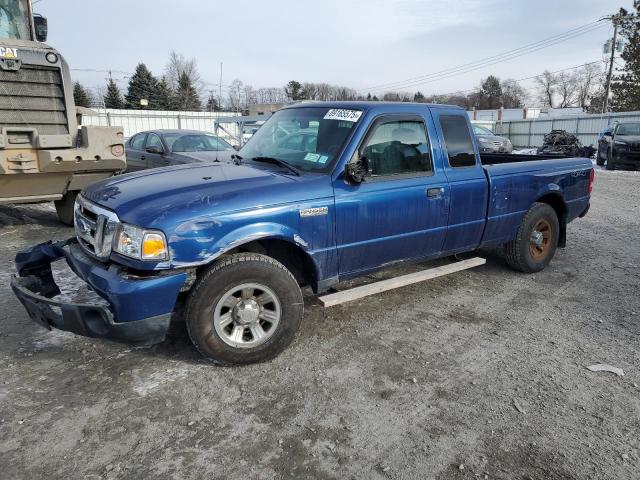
(439, 115), (477, 168)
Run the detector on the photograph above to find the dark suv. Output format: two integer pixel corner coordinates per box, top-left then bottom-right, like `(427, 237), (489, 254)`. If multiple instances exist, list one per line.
(598, 122), (640, 170)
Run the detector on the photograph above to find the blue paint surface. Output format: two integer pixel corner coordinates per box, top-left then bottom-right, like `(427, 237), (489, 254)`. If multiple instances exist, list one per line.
(79, 101), (592, 303)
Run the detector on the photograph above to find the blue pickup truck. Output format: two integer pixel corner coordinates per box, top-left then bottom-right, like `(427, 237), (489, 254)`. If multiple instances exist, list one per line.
(11, 102), (594, 365)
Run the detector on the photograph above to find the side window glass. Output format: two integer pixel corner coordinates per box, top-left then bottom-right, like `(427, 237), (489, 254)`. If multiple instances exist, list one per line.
(439, 115), (476, 168)
(362, 120), (431, 176)
(130, 134), (145, 150)
(145, 134), (163, 150)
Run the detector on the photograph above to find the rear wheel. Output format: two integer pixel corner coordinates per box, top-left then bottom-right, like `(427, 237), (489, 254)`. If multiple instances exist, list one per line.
(605, 149), (615, 170)
(185, 253), (304, 365)
(504, 202), (559, 273)
(54, 190), (79, 226)
(596, 146), (606, 166)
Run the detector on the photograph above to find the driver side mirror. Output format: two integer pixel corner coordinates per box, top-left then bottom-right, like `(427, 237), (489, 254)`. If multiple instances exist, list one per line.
(345, 155), (371, 184)
(603, 131), (613, 137)
(145, 146), (164, 154)
(33, 15), (48, 42)
(232, 145), (240, 151)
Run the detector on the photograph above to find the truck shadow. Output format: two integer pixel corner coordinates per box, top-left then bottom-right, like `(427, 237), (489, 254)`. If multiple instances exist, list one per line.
(0, 203), (64, 229)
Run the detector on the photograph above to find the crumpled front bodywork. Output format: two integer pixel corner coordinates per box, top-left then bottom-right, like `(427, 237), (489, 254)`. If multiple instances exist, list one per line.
(11, 239), (186, 344)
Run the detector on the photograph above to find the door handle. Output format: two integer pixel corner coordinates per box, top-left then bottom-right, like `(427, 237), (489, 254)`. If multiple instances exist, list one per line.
(140, 155), (146, 160)
(426, 187), (445, 198)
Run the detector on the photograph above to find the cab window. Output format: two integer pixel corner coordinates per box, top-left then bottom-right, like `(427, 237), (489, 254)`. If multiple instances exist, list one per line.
(362, 119), (432, 177)
(439, 115), (477, 168)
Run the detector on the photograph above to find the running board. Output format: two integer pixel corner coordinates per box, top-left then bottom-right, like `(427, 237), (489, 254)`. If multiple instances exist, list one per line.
(319, 257), (486, 307)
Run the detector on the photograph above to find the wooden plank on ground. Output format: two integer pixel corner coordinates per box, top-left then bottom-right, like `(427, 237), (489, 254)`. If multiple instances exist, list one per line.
(319, 257), (486, 308)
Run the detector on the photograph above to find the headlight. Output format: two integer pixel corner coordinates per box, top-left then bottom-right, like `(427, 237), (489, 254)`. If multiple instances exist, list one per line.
(614, 140), (628, 147)
(478, 137), (491, 144)
(114, 223), (168, 261)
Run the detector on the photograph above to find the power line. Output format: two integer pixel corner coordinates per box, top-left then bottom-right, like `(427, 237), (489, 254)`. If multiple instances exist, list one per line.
(361, 21), (607, 93)
(424, 60), (605, 100)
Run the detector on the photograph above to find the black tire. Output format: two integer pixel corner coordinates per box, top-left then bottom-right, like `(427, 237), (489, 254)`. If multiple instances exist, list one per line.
(185, 253), (304, 365)
(503, 202), (559, 273)
(596, 146), (605, 166)
(54, 190), (79, 226)
(605, 149), (615, 170)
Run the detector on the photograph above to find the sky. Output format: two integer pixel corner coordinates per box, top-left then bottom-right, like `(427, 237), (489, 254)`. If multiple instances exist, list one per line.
(33, 0), (631, 100)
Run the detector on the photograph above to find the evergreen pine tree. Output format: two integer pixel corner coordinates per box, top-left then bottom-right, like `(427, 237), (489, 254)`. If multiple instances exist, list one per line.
(477, 75), (503, 109)
(125, 63), (158, 109)
(172, 72), (201, 111)
(73, 81), (92, 107)
(284, 80), (304, 101)
(611, 4), (640, 111)
(154, 76), (173, 110)
(103, 78), (124, 109)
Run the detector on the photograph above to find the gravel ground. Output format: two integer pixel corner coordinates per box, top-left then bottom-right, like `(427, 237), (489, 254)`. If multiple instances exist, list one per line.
(0, 167), (639, 480)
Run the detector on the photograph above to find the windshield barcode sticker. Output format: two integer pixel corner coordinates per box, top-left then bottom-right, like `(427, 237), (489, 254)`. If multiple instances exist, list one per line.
(324, 109), (362, 122)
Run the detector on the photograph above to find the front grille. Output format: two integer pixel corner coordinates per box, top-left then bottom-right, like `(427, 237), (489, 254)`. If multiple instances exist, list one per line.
(74, 196), (119, 260)
(0, 64), (68, 134)
(630, 143), (640, 152)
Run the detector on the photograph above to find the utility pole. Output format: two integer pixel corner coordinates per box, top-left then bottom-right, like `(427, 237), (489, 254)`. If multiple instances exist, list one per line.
(603, 14), (620, 113)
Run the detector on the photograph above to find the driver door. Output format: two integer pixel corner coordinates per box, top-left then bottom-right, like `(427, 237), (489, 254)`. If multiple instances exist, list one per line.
(333, 115), (450, 276)
(144, 133), (169, 169)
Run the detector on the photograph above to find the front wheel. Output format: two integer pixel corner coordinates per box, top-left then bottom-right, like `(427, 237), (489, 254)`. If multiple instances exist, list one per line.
(503, 202), (559, 273)
(54, 190), (79, 226)
(185, 253), (304, 365)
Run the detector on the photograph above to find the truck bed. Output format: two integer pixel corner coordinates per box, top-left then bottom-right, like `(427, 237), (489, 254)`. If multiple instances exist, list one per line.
(480, 153), (568, 165)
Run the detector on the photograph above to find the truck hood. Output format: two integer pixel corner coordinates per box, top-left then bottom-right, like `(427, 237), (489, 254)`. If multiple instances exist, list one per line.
(82, 162), (319, 228)
(171, 150), (235, 163)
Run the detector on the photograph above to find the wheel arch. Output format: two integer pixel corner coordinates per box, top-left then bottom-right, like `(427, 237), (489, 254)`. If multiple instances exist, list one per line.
(195, 227), (321, 292)
(535, 192), (567, 248)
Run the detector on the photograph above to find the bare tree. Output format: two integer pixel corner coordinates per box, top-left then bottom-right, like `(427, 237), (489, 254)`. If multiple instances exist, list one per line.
(243, 84), (256, 107)
(535, 70), (557, 107)
(226, 78), (243, 111)
(556, 72), (579, 108)
(501, 79), (528, 108)
(574, 64), (603, 109)
(315, 83), (332, 101)
(165, 51), (203, 95)
(302, 82), (319, 100)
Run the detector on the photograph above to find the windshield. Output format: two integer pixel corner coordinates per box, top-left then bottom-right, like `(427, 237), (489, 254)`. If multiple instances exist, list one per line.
(616, 123), (640, 136)
(164, 133), (232, 152)
(0, 0), (30, 40)
(473, 125), (493, 136)
(239, 106), (362, 173)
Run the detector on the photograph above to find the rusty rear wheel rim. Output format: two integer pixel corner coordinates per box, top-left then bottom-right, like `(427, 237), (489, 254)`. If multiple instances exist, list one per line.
(529, 218), (553, 261)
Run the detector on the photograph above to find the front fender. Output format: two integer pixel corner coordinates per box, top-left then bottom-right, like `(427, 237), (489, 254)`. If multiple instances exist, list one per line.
(168, 220), (312, 267)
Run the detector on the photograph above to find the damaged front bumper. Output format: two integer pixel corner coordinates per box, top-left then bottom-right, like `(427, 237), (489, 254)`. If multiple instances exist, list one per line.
(10, 238), (187, 345)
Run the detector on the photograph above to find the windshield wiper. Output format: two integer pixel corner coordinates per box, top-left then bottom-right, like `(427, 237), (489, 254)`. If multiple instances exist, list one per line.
(250, 156), (301, 176)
